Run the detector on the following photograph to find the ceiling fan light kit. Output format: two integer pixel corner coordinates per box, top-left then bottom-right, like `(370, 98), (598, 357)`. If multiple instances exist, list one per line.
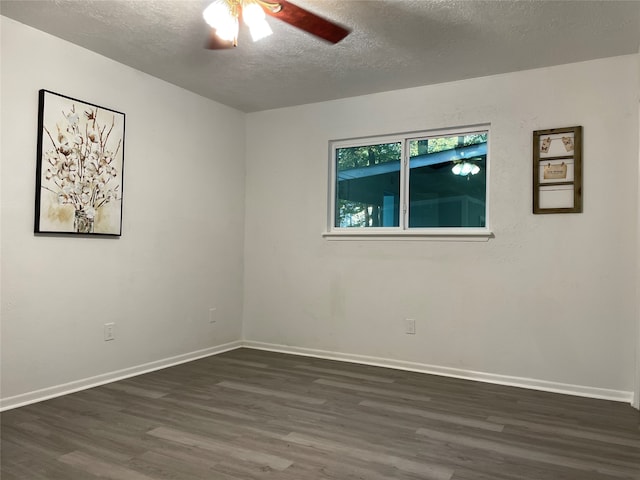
(242, 2), (274, 41)
(203, 0), (274, 45)
(203, 0), (350, 49)
(452, 160), (481, 177)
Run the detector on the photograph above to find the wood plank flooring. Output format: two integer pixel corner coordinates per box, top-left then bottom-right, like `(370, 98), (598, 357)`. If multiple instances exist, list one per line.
(1, 348), (639, 479)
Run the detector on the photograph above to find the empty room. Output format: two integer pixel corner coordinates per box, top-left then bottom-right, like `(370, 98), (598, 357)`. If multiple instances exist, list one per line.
(1, 0), (639, 479)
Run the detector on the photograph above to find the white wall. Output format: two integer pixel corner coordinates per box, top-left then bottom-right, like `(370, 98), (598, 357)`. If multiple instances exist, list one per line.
(244, 55), (639, 398)
(1, 17), (246, 404)
(2, 15), (639, 407)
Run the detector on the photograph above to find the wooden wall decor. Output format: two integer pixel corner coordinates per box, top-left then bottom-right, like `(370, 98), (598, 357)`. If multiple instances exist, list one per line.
(533, 126), (582, 214)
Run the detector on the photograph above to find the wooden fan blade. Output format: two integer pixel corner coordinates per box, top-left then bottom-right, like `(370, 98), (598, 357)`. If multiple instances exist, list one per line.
(206, 30), (235, 49)
(266, 1), (350, 44)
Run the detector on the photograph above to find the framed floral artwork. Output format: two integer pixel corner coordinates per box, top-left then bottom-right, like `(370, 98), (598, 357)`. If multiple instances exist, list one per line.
(35, 90), (125, 235)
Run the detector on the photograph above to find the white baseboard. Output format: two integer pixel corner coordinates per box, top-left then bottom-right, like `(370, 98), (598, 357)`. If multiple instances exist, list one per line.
(0, 340), (243, 412)
(243, 341), (634, 405)
(2, 339), (634, 411)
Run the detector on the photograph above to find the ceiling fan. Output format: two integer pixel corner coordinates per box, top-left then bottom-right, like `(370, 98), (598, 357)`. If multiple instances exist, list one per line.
(203, 0), (350, 49)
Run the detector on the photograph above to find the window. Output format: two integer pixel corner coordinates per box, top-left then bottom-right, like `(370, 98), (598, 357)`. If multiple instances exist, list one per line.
(329, 126), (489, 236)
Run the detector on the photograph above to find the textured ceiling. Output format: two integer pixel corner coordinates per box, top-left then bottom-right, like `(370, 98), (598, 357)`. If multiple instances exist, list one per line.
(1, 0), (639, 112)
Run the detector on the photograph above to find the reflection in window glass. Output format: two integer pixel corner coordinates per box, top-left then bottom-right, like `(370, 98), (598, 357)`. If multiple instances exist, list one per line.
(408, 134), (486, 228)
(335, 142), (401, 228)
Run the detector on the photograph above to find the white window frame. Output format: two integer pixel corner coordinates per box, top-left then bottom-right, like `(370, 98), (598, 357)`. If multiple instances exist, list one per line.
(325, 124), (492, 240)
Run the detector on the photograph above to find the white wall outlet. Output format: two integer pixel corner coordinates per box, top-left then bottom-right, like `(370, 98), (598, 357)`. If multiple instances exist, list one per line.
(404, 318), (416, 335)
(209, 307), (217, 323)
(104, 322), (115, 341)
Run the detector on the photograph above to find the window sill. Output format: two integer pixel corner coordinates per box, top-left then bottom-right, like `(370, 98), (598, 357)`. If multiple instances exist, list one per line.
(322, 228), (494, 242)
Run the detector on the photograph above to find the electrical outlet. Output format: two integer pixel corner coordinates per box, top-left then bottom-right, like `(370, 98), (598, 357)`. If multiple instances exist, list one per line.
(209, 307), (217, 324)
(404, 318), (416, 335)
(104, 322), (115, 341)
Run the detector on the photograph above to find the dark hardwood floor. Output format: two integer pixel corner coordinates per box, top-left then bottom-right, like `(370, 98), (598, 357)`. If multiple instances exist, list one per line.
(1, 348), (639, 479)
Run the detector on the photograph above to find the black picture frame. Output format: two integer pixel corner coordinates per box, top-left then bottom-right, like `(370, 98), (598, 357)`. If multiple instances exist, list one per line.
(35, 89), (126, 236)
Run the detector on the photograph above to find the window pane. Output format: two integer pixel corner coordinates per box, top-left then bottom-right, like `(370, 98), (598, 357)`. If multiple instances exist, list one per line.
(408, 134), (487, 228)
(335, 142), (401, 227)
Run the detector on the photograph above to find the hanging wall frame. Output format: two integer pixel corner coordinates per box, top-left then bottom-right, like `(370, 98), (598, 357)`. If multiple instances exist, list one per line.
(35, 89), (126, 235)
(533, 126), (582, 214)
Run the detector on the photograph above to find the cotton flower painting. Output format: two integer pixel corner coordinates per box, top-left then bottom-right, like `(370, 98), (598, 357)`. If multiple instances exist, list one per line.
(35, 90), (125, 235)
